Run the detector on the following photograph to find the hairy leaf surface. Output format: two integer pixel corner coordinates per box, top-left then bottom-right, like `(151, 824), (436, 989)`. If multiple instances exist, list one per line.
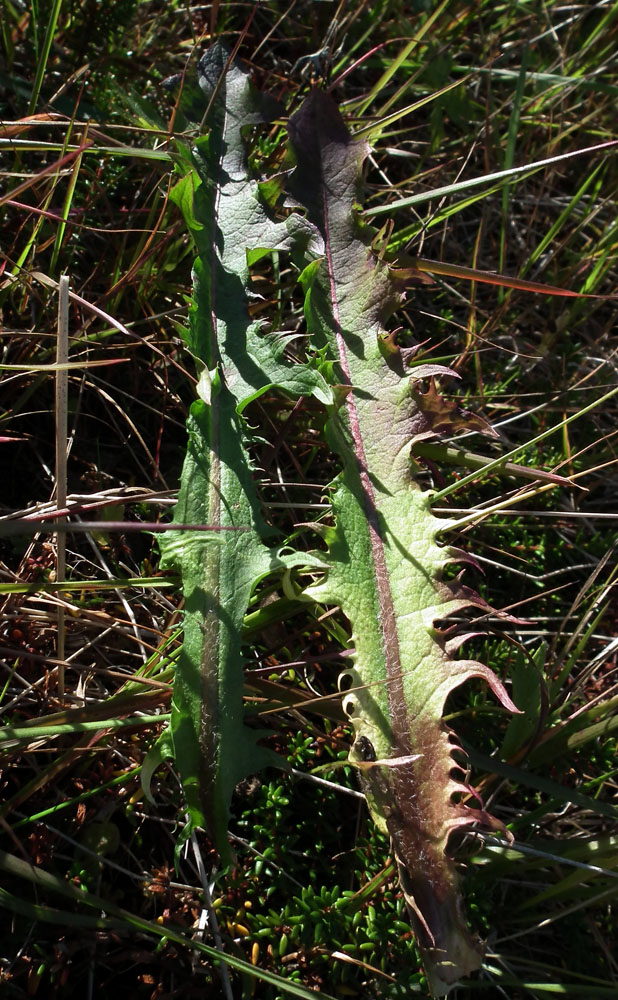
(288, 91), (518, 996)
(161, 45), (329, 859)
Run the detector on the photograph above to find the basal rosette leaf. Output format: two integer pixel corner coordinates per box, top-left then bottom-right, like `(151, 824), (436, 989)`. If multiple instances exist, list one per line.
(288, 90), (518, 996)
(160, 46), (329, 860)
(161, 397), (279, 854)
(169, 42), (331, 407)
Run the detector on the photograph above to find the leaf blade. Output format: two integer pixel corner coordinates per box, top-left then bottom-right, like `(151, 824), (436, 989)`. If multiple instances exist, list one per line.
(288, 90), (518, 996)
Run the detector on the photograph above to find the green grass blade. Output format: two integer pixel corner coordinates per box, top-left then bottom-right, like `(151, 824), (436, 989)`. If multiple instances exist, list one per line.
(28, 0), (64, 114)
(364, 139), (618, 218)
(0, 850), (339, 1000)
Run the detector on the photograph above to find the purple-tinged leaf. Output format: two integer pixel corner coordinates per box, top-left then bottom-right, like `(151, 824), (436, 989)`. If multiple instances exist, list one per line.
(288, 90), (518, 996)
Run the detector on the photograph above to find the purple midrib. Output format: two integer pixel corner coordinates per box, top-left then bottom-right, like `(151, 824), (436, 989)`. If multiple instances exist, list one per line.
(320, 184), (411, 752)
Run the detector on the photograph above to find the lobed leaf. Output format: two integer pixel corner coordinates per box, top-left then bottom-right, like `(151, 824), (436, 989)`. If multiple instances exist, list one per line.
(160, 45), (329, 859)
(288, 90), (518, 996)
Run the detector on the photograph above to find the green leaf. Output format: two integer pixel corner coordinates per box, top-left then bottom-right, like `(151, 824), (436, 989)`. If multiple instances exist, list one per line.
(288, 90), (519, 997)
(161, 44), (330, 861)
(161, 399), (282, 855)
